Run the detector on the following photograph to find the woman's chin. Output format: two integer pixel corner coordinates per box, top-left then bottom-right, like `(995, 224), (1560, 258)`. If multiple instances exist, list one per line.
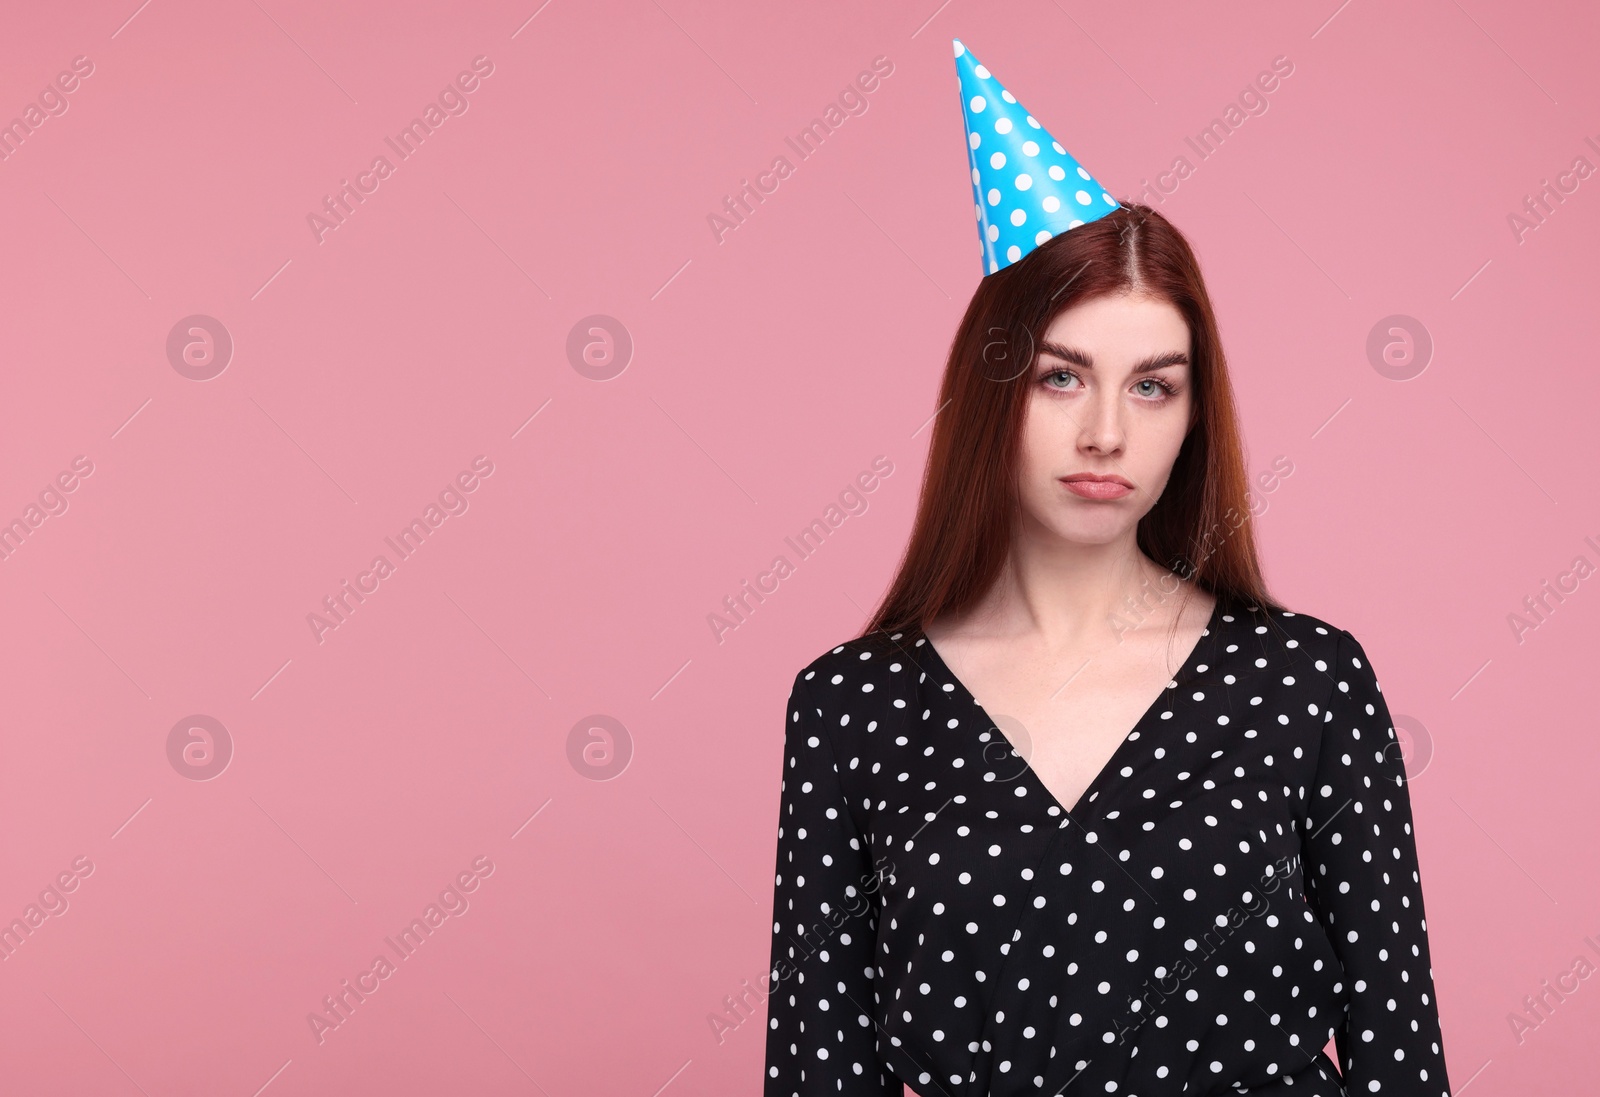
(1037, 517), (1135, 547)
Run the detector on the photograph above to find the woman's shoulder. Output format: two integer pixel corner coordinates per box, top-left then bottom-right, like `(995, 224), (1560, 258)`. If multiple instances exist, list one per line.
(1215, 595), (1357, 665)
(787, 626), (928, 711)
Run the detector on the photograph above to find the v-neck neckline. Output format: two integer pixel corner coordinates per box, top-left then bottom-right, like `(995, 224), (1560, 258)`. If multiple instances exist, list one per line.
(913, 595), (1225, 821)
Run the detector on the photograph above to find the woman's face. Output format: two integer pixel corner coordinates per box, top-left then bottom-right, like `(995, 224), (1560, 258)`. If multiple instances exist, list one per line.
(1015, 292), (1195, 547)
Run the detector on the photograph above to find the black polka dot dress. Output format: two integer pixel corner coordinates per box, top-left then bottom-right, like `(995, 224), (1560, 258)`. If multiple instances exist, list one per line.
(763, 597), (1450, 1096)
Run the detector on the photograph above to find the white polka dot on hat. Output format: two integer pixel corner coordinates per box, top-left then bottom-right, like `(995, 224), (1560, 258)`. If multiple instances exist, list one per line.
(952, 38), (1121, 277)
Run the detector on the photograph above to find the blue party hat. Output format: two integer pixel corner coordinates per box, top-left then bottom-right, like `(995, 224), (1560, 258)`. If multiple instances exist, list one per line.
(953, 39), (1120, 276)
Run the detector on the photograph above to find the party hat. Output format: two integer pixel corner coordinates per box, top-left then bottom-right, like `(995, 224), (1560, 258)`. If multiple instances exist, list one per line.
(953, 39), (1120, 276)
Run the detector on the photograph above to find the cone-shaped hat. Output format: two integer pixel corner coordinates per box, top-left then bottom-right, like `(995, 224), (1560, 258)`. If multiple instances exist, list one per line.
(953, 39), (1120, 275)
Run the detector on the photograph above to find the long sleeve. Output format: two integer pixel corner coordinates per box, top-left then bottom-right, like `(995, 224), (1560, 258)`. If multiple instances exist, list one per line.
(1303, 629), (1451, 1096)
(763, 671), (899, 1097)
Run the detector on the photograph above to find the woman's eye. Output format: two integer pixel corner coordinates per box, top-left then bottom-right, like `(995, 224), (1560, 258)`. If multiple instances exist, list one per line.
(1038, 370), (1174, 397)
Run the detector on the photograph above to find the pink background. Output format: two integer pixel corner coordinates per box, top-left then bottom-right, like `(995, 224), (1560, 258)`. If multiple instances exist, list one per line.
(1, 0), (1597, 1093)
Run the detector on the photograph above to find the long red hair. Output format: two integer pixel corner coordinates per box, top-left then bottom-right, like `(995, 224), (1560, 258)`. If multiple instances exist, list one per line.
(862, 204), (1284, 644)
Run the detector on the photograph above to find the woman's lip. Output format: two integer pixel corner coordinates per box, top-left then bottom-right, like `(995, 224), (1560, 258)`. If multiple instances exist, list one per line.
(1060, 477), (1132, 500)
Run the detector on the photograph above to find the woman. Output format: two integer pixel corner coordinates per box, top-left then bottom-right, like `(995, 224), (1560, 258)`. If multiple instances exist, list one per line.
(761, 205), (1450, 1096)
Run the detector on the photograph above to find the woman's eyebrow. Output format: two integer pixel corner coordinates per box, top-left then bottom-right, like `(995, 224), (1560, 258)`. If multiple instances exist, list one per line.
(1037, 341), (1190, 374)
